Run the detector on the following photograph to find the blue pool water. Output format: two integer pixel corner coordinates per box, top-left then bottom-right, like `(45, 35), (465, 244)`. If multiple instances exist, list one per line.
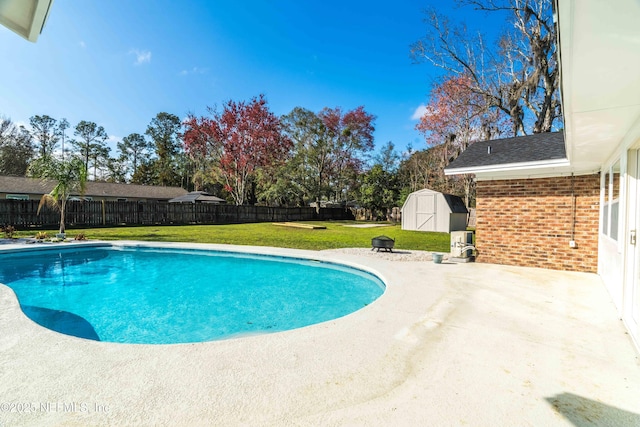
(0, 246), (384, 344)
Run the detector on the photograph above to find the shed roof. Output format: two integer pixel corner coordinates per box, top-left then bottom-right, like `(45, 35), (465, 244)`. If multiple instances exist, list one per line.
(442, 194), (468, 214)
(403, 189), (468, 214)
(0, 175), (188, 200)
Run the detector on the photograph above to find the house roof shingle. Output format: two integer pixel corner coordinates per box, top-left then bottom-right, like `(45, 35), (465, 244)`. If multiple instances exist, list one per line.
(445, 132), (567, 172)
(0, 175), (188, 200)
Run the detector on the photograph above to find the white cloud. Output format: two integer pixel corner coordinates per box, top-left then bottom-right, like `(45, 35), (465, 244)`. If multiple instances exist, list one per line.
(411, 104), (428, 121)
(129, 49), (152, 65)
(179, 67), (207, 76)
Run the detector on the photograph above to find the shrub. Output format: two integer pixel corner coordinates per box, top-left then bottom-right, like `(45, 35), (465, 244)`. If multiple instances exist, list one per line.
(74, 233), (87, 241)
(35, 231), (48, 240)
(2, 225), (16, 239)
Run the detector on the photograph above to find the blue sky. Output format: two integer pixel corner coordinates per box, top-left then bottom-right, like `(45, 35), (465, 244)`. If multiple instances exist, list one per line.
(0, 1), (507, 155)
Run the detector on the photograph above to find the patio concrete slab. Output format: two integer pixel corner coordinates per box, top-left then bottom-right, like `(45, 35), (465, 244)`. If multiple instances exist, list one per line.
(0, 242), (639, 426)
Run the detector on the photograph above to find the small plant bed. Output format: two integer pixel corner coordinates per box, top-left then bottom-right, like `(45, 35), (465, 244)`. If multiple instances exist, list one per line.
(2, 225), (17, 239)
(272, 222), (327, 230)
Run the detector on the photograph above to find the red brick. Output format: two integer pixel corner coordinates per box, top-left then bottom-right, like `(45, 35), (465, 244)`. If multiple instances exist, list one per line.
(475, 174), (599, 272)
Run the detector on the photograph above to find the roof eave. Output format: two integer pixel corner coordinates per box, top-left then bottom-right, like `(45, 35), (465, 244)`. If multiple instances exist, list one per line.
(556, 0), (640, 169)
(444, 158), (571, 176)
(0, 0), (54, 42)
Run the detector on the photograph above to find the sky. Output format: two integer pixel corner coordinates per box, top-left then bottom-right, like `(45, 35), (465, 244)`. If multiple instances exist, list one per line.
(0, 0), (507, 156)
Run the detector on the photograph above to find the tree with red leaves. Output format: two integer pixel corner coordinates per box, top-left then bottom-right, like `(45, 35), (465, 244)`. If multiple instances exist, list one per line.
(416, 74), (506, 205)
(281, 105), (375, 209)
(417, 74), (503, 149)
(182, 115), (217, 191)
(183, 95), (291, 205)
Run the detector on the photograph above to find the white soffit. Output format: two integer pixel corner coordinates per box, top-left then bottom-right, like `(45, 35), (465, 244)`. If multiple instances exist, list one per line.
(559, 0), (640, 169)
(472, 168), (594, 182)
(444, 158), (571, 176)
(0, 0), (54, 42)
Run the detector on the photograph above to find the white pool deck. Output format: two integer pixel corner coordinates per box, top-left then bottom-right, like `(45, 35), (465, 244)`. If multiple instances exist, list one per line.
(0, 241), (639, 426)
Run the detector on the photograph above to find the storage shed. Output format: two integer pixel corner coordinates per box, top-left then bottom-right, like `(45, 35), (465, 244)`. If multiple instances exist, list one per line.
(401, 189), (468, 232)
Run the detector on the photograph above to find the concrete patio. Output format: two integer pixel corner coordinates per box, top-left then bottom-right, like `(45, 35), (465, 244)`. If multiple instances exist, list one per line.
(0, 242), (639, 426)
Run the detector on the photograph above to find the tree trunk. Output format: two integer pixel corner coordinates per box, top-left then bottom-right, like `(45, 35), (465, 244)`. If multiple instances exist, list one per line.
(59, 199), (66, 234)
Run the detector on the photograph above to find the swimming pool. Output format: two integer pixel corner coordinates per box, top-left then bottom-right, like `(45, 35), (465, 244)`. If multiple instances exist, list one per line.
(0, 245), (385, 344)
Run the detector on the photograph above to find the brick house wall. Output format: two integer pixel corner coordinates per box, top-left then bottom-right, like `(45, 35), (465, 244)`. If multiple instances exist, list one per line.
(475, 174), (600, 272)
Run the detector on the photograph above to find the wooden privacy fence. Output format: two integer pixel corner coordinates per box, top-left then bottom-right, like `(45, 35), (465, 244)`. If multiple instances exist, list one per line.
(0, 200), (353, 230)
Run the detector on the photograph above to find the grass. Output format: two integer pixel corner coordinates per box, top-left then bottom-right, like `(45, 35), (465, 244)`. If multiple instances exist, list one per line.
(15, 221), (451, 252)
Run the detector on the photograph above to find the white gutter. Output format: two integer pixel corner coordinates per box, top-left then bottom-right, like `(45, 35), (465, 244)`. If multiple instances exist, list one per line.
(444, 157), (571, 176)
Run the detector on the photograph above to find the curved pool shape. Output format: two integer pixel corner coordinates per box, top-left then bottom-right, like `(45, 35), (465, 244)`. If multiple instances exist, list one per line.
(0, 246), (385, 344)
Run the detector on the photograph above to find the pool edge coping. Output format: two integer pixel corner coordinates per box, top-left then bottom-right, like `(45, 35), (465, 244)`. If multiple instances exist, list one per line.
(0, 240), (393, 346)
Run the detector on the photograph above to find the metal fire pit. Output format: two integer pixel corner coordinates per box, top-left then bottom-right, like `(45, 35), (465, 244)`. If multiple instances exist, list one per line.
(371, 235), (395, 252)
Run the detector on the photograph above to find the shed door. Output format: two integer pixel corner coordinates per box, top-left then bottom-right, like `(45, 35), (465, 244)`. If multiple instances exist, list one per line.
(416, 194), (436, 231)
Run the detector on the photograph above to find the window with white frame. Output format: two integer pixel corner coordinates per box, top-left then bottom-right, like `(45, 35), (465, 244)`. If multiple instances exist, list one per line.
(5, 194), (28, 200)
(602, 160), (620, 241)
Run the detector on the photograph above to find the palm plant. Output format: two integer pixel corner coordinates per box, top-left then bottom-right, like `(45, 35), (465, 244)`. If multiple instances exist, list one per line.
(28, 156), (87, 235)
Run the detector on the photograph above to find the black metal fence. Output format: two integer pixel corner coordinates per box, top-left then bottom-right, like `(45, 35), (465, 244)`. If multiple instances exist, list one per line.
(0, 200), (353, 230)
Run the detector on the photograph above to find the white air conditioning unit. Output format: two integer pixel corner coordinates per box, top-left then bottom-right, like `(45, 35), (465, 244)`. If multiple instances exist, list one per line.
(450, 231), (474, 258)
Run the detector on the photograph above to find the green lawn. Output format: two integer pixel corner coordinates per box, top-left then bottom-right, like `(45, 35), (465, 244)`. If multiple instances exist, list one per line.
(16, 221), (450, 252)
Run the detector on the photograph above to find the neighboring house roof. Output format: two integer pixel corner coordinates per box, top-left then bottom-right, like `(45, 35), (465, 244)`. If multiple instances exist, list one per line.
(444, 132), (570, 178)
(0, 176), (188, 200)
(84, 181), (188, 200)
(168, 191), (226, 204)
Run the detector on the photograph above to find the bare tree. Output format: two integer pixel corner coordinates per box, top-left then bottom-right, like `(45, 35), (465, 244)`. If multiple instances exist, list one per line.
(411, 0), (561, 136)
(415, 74), (508, 205)
(398, 148), (438, 193)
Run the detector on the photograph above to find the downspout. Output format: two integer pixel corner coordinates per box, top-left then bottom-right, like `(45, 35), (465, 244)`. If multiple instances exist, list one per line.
(571, 173), (576, 245)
